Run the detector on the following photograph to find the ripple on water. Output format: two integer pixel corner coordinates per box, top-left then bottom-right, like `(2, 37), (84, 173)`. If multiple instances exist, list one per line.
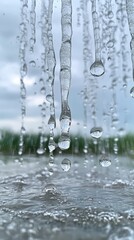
(104, 179), (132, 189)
(108, 226), (134, 240)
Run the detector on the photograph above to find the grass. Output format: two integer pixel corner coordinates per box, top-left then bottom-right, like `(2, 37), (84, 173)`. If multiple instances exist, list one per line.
(0, 130), (134, 156)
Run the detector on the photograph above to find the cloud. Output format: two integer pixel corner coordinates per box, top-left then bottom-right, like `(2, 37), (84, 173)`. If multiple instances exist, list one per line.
(0, 0), (134, 138)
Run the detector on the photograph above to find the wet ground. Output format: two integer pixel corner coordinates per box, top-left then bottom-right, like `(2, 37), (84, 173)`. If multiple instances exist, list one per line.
(0, 154), (134, 239)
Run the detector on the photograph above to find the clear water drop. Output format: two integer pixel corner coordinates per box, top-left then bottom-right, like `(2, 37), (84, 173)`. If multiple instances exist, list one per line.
(37, 148), (44, 155)
(40, 87), (45, 94)
(90, 127), (103, 139)
(60, 117), (71, 133)
(118, 128), (125, 136)
(48, 139), (56, 152)
(130, 87), (134, 98)
(107, 40), (114, 48)
(48, 168), (54, 176)
(90, 60), (105, 77)
(49, 156), (54, 167)
(99, 155), (111, 167)
(46, 94), (53, 103)
(58, 134), (70, 150)
(18, 149), (23, 156)
(61, 158), (71, 172)
(48, 115), (56, 130)
(29, 60), (36, 67)
(21, 63), (27, 78)
(21, 126), (26, 134)
(108, 11), (114, 19)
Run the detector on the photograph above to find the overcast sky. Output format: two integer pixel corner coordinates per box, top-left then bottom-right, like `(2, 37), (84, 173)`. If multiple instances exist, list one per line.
(0, 0), (134, 136)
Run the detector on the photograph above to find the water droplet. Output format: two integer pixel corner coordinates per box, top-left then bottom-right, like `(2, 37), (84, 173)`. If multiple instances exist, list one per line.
(48, 138), (56, 152)
(58, 134), (70, 150)
(48, 115), (56, 130)
(18, 149), (23, 156)
(21, 63), (27, 77)
(107, 40), (114, 48)
(130, 87), (134, 98)
(99, 155), (111, 167)
(48, 168), (54, 176)
(44, 184), (56, 194)
(29, 60), (36, 67)
(21, 126), (26, 134)
(61, 158), (71, 172)
(108, 11), (114, 19)
(90, 127), (103, 139)
(112, 117), (119, 125)
(90, 60), (105, 77)
(46, 94), (53, 103)
(49, 155), (54, 167)
(29, 37), (35, 47)
(40, 87), (45, 94)
(60, 117), (71, 133)
(37, 148), (44, 155)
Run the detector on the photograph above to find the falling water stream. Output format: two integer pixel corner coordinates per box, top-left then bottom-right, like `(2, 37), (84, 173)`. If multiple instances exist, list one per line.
(2, 0), (134, 239)
(58, 0), (72, 151)
(18, 0), (28, 156)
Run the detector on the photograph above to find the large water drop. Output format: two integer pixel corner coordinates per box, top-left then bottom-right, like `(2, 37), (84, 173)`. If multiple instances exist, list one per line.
(61, 158), (71, 172)
(58, 134), (70, 150)
(90, 127), (103, 139)
(90, 60), (105, 77)
(90, 0), (105, 77)
(48, 137), (56, 152)
(37, 148), (44, 155)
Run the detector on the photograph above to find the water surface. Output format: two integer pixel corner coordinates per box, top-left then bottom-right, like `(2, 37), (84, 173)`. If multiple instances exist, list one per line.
(0, 154), (134, 239)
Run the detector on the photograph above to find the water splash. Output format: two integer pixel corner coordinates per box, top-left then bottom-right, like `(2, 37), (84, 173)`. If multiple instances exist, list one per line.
(58, 0), (72, 150)
(99, 154), (111, 167)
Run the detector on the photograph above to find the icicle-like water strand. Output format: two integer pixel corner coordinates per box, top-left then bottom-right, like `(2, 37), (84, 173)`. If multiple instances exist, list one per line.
(36, 1), (48, 155)
(90, 0), (105, 77)
(46, 0), (57, 155)
(126, 0), (134, 94)
(81, 0), (90, 155)
(58, 0), (72, 150)
(30, 0), (36, 52)
(18, 0), (28, 156)
(116, 0), (127, 136)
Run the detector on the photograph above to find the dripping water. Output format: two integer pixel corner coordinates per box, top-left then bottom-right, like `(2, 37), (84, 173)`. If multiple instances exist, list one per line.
(29, 0), (36, 53)
(36, 1), (49, 156)
(18, 0), (28, 156)
(81, 0), (90, 156)
(126, 1), (134, 95)
(116, 0), (128, 137)
(90, 0), (105, 77)
(46, 0), (57, 158)
(58, 0), (72, 150)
